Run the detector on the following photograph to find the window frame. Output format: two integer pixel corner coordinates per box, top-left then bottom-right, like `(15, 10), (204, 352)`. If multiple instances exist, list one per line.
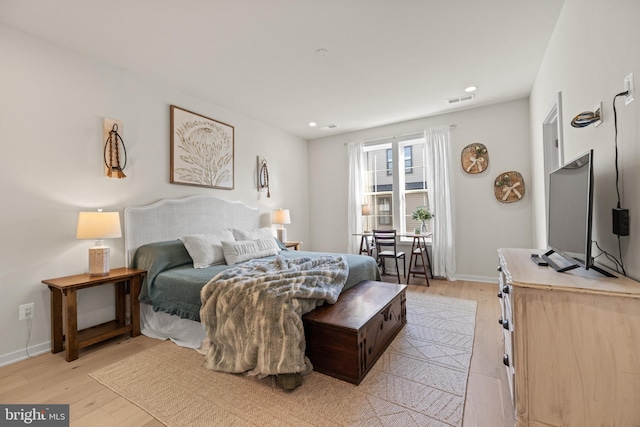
(362, 134), (430, 241)
(387, 146), (413, 175)
(404, 145), (413, 174)
(377, 195), (392, 226)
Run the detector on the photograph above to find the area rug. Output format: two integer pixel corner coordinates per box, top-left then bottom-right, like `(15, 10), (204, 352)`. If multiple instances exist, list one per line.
(89, 291), (477, 427)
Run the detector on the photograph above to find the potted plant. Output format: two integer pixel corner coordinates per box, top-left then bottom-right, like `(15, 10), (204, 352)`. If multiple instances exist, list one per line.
(411, 206), (433, 234)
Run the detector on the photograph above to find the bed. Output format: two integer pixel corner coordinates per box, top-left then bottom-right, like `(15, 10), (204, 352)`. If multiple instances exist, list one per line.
(124, 195), (380, 355)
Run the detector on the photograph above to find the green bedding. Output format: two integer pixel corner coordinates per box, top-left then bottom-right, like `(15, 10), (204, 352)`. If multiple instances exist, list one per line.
(132, 240), (380, 321)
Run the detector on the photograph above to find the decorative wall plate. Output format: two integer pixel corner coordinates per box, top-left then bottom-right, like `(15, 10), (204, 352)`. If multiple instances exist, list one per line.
(461, 143), (489, 174)
(494, 171), (525, 203)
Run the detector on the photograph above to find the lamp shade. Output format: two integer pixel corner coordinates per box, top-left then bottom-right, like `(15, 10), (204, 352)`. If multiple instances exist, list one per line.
(361, 204), (371, 215)
(272, 209), (291, 225)
(76, 211), (122, 240)
(76, 211), (121, 276)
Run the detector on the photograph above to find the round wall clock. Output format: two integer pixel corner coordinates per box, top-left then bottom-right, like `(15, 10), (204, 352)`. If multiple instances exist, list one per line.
(461, 143), (489, 174)
(494, 171), (525, 203)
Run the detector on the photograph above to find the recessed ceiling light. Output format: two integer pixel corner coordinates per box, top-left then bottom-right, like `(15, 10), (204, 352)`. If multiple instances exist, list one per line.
(308, 122), (317, 127)
(465, 86), (478, 93)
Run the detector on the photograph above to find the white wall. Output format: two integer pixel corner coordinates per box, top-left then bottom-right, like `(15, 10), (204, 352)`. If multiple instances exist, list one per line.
(530, 0), (640, 280)
(0, 25), (309, 364)
(308, 99), (533, 282)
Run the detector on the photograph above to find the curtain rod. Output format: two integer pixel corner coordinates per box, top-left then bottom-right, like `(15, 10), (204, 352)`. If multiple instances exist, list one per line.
(344, 124), (457, 146)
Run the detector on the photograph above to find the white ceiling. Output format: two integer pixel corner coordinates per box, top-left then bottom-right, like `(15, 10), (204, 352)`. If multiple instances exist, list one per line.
(0, 0), (564, 140)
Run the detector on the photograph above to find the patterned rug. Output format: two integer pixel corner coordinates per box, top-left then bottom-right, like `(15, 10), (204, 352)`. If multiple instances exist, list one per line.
(90, 291), (477, 426)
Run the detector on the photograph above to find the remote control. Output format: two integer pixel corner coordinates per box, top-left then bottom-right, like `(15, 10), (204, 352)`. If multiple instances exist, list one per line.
(530, 253), (549, 266)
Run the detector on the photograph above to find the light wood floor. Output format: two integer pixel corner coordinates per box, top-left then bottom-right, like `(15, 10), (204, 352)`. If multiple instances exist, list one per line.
(0, 277), (516, 426)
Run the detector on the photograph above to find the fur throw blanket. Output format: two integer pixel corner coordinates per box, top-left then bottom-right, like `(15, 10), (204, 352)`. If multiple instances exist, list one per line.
(200, 255), (349, 377)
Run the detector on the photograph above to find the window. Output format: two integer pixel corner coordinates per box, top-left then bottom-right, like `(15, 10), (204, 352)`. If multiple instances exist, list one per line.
(386, 146), (413, 175)
(404, 146), (413, 174)
(362, 134), (431, 235)
(378, 196), (392, 225)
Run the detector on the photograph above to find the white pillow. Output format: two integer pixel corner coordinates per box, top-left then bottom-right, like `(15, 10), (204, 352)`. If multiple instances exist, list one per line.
(221, 237), (279, 265)
(231, 227), (274, 241)
(180, 229), (235, 268)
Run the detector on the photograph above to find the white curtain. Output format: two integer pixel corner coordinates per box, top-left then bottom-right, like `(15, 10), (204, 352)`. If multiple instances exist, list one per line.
(425, 127), (456, 280)
(347, 141), (365, 254)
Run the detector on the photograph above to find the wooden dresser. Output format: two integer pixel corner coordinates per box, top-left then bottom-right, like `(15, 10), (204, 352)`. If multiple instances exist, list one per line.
(497, 248), (640, 426)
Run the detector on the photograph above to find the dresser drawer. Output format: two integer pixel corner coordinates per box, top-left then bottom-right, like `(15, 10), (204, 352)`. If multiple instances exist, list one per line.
(502, 327), (515, 404)
(498, 261), (515, 405)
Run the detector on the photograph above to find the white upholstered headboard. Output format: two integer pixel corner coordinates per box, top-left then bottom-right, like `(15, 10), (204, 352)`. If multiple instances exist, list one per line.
(124, 195), (260, 266)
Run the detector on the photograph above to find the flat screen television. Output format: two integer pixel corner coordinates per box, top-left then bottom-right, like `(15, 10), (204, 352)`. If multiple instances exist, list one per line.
(542, 149), (611, 277)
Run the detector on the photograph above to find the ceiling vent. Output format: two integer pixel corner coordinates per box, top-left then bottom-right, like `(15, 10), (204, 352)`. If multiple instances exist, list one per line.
(447, 94), (475, 105)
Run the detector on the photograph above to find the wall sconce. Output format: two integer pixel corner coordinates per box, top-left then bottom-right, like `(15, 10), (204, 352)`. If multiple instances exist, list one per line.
(570, 102), (602, 128)
(103, 118), (127, 178)
(257, 156), (270, 197)
(272, 208), (291, 242)
(76, 210), (122, 276)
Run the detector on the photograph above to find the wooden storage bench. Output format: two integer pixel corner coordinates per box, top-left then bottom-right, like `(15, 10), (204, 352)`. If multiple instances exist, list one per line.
(303, 280), (407, 384)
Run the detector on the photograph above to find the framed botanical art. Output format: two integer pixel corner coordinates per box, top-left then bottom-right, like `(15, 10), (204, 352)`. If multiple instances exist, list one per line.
(170, 105), (234, 190)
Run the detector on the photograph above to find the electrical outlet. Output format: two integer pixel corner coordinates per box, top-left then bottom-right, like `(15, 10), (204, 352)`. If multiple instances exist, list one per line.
(19, 303), (34, 320)
(593, 102), (603, 127)
(624, 72), (634, 105)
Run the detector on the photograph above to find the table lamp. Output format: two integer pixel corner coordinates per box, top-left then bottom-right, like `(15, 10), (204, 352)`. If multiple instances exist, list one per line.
(361, 204), (371, 232)
(272, 208), (291, 243)
(76, 210), (122, 276)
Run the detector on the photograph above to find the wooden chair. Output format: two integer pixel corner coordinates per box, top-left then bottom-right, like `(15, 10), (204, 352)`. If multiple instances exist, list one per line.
(372, 230), (405, 284)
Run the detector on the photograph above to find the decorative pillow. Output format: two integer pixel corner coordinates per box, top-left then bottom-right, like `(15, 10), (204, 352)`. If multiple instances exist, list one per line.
(179, 229), (235, 268)
(221, 237), (279, 265)
(231, 227), (274, 241)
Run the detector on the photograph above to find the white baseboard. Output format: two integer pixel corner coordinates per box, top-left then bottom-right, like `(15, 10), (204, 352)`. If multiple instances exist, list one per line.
(454, 274), (497, 284)
(0, 341), (51, 368)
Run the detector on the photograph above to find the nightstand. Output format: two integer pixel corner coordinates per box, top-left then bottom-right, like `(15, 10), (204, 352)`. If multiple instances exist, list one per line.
(42, 267), (146, 362)
(285, 241), (302, 251)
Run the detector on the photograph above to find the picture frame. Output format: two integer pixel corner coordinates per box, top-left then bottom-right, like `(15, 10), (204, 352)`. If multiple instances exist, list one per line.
(170, 105), (234, 189)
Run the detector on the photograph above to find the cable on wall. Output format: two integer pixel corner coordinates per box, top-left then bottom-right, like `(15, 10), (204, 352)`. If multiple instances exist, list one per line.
(612, 91), (628, 208)
(24, 317), (33, 358)
(593, 240), (625, 275)
(570, 110), (600, 128)
(610, 90), (629, 276)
